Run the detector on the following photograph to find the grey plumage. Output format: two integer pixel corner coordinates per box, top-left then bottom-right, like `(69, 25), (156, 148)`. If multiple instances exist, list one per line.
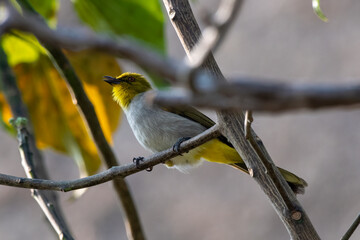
(124, 92), (207, 171)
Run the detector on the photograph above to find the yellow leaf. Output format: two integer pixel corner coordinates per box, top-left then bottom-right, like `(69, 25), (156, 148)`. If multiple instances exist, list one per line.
(0, 93), (14, 131)
(64, 49), (122, 144)
(10, 51), (122, 175)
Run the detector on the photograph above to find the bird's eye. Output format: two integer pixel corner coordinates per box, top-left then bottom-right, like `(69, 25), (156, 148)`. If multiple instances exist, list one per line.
(128, 76), (135, 82)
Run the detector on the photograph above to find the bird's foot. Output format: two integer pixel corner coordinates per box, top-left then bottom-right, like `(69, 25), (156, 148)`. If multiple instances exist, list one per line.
(132, 157), (153, 172)
(172, 137), (191, 155)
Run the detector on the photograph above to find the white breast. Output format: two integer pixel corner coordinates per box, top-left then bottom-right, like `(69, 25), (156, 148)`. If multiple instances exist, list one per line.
(124, 93), (207, 153)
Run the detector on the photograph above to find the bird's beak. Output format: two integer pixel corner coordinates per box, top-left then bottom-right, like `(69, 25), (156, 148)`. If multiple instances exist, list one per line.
(103, 76), (122, 85)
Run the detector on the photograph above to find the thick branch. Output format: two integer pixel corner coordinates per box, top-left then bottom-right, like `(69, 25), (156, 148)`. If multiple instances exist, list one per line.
(162, 0), (320, 239)
(0, 125), (220, 191)
(0, 46), (73, 240)
(151, 79), (360, 112)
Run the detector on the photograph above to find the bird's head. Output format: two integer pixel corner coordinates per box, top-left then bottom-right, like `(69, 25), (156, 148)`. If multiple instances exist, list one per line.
(104, 72), (152, 109)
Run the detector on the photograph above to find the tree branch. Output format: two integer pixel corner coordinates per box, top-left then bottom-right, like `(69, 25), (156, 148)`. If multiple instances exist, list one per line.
(8, 1), (145, 239)
(162, 0), (320, 239)
(341, 213), (360, 240)
(11, 118), (74, 240)
(0, 125), (220, 191)
(1, 3), (360, 112)
(186, 0), (244, 69)
(0, 46), (74, 240)
(151, 78), (360, 112)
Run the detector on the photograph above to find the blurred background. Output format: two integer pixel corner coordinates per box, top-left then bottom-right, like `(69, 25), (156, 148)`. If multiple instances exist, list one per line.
(1, 0), (360, 239)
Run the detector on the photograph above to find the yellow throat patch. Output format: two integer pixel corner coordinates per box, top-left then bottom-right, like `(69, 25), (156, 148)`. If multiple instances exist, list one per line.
(110, 72), (152, 109)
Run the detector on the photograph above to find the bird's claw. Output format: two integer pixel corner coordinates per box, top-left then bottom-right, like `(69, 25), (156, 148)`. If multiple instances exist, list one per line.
(133, 157), (153, 172)
(172, 137), (191, 155)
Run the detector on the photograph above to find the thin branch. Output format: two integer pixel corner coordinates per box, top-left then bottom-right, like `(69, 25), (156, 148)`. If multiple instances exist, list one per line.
(187, 0), (244, 69)
(244, 110), (252, 139)
(0, 46), (73, 240)
(11, 118), (74, 240)
(341, 213), (360, 240)
(244, 113), (299, 208)
(0, 125), (221, 191)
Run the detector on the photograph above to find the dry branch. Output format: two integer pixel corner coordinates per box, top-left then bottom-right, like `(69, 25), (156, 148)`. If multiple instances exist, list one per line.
(187, 0), (244, 69)
(0, 125), (220, 191)
(0, 46), (73, 240)
(8, 1), (144, 239)
(151, 79), (360, 112)
(12, 118), (74, 240)
(341, 213), (360, 240)
(162, 0), (320, 239)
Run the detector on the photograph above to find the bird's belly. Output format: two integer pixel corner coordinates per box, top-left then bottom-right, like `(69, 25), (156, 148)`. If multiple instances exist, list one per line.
(128, 111), (206, 152)
(133, 125), (179, 152)
(126, 100), (208, 170)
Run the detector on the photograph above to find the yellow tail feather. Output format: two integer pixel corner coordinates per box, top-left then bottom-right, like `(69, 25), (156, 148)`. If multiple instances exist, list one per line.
(230, 162), (307, 195)
(197, 139), (307, 194)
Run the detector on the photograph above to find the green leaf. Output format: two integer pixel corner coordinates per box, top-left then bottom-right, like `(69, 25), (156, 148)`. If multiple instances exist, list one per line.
(28, 0), (58, 26)
(28, 0), (58, 19)
(73, 0), (168, 87)
(73, 0), (165, 52)
(13, 0), (59, 26)
(312, 0), (328, 22)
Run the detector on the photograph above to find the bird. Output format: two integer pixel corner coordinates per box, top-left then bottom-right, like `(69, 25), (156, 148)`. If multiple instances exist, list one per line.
(104, 72), (307, 194)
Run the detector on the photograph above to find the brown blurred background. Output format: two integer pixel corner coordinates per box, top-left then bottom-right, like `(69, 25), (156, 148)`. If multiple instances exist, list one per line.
(1, 0), (360, 239)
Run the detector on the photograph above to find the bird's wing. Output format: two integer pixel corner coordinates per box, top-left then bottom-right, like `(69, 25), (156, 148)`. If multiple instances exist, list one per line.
(161, 106), (234, 148)
(162, 106), (215, 128)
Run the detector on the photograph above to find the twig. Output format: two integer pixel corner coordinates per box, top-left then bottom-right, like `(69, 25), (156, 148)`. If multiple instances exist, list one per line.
(244, 110), (252, 139)
(0, 46), (73, 240)
(0, 125), (221, 191)
(187, 0), (244, 69)
(341, 213), (360, 240)
(244, 112), (298, 210)
(163, 0), (320, 239)
(11, 118), (74, 240)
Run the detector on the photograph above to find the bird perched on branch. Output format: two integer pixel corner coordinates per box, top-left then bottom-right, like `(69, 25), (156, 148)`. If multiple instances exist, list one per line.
(104, 72), (307, 194)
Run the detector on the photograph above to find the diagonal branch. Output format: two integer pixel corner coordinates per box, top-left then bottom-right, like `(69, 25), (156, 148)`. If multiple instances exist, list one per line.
(341, 213), (360, 240)
(0, 46), (74, 240)
(186, 0), (244, 69)
(0, 125), (220, 191)
(11, 1), (145, 239)
(11, 118), (74, 240)
(162, 0), (320, 239)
